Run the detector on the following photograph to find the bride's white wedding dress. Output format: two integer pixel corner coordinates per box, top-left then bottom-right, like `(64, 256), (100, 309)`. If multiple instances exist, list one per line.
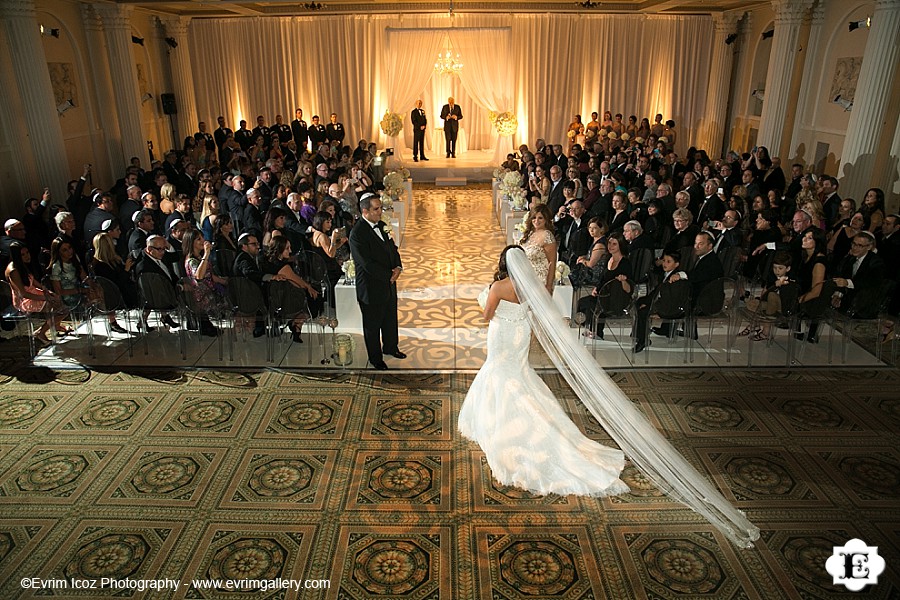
(458, 287), (630, 497)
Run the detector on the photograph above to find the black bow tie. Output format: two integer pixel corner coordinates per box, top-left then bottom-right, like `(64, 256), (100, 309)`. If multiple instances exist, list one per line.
(374, 221), (385, 229)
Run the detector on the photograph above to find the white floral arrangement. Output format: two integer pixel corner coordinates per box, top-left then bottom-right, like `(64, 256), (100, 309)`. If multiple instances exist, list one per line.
(598, 130), (608, 139)
(620, 133), (630, 142)
(507, 187), (527, 210)
(379, 110), (403, 137)
(584, 129), (597, 142)
(607, 131), (618, 141)
(514, 212), (529, 233)
(489, 111), (518, 136)
(555, 261), (571, 282)
(567, 129), (576, 140)
(382, 170), (408, 202)
(493, 167), (507, 181)
(378, 192), (393, 211)
(499, 170), (526, 211)
(658, 136), (668, 144)
(634, 136), (645, 145)
(501, 170), (522, 189)
(341, 258), (356, 279)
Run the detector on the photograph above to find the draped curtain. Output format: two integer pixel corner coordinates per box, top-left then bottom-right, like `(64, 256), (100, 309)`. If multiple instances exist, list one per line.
(189, 14), (712, 157)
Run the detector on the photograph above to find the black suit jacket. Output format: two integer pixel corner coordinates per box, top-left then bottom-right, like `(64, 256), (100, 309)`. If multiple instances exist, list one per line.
(439, 104), (463, 134)
(688, 251), (724, 305)
(411, 107), (427, 130)
(834, 251), (885, 316)
(696, 195), (725, 225)
(546, 180), (566, 214)
(627, 233), (654, 253)
(241, 204), (263, 240)
(233, 250), (266, 287)
(555, 216), (586, 258)
(291, 119), (308, 149)
(325, 122), (345, 144)
(134, 251), (179, 287)
(349, 218), (402, 305)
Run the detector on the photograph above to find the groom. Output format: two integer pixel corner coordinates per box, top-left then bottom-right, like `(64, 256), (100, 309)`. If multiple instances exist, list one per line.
(440, 97), (462, 158)
(411, 99), (429, 162)
(349, 193), (407, 370)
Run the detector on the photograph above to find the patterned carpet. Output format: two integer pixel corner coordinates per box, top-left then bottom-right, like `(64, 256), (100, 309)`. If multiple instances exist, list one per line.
(0, 360), (898, 599)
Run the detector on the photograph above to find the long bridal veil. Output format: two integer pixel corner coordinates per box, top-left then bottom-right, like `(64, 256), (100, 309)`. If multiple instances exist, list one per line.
(506, 248), (759, 548)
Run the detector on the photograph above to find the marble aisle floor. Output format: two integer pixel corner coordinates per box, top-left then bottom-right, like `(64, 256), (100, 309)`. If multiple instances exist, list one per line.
(30, 186), (890, 371)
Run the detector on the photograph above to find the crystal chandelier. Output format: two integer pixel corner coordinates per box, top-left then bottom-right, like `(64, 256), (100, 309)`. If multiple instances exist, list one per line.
(434, 47), (463, 76)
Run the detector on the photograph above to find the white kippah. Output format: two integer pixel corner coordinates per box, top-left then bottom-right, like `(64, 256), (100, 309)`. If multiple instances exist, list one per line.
(4, 219), (22, 230)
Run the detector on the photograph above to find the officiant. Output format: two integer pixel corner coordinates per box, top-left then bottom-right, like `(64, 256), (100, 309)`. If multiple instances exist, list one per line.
(411, 100), (429, 162)
(440, 97), (463, 158)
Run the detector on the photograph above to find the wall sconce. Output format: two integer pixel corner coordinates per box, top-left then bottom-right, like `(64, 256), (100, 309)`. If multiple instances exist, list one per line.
(725, 33), (738, 45)
(141, 93), (153, 104)
(40, 25), (60, 38)
(848, 17), (871, 32)
(57, 99), (74, 115)
(131, 35), (144, 46)
(164, 37), (178, 49)
(751, 89), (765, 102)
(761, 29), (774, 39)
(832, 95), (853, 111)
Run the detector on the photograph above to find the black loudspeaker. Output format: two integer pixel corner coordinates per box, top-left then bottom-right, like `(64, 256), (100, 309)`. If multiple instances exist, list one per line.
(161, 93), (177, 115)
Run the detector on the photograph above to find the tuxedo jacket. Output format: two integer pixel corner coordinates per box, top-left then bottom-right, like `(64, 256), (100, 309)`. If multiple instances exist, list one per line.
(627, 233), (655, 253)
(214, 126), (233, 151)
(325, 122), (345, 144)
(713, 227), (742, 255)
(349, 218), (402, 305)
(233, 250), (266, 287)
(696, 195), (725, 225)
(546, 180), (566, 214)
(688, 251), (724, 305)
(555, 216), (586, 257)
(135, 251), (179, 287)
(836, 251), (885, 303)
(439, 104), (463, 134)
(308, 124), (327, 148)
(411, 108), (427, 130)
(291, 119), (308, 148)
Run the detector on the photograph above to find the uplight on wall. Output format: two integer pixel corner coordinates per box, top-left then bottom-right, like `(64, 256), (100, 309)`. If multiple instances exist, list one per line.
(751, 89), (765, 102)
(832, 95), (853, 111)
(848, 17), (871, 32)
(57, 99), (74, 115)
(141, 93), (153, 104)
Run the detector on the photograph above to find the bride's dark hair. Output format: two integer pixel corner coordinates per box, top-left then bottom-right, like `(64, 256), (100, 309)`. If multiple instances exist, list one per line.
(494, 245), (522, 282)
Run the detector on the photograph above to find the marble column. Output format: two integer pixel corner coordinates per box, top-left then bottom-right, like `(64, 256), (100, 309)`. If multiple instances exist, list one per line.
(80, 3), (123, 182)
(161, 17), (198, 144)
(0, 0), (71, 199)
(838, 0), (900, 199)
(787, 1), (826, 164)
(888, 122), (900, 212)
(756, 0), (814, 157)
(703, 12), (741, 158)
(95, 3), (145, 171)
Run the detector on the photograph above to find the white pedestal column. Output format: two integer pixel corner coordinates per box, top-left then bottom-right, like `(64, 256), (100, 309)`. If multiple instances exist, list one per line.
(95, 3), (145, 171)
(0, 0), (71, 199)
(161, 17), (198, 143)
(838, 0), (900, 199)
(703, 12), (741, 158)
(757, 0), (814, 157)
(788, 2), (826, 164)
(80, 3), (123, 182)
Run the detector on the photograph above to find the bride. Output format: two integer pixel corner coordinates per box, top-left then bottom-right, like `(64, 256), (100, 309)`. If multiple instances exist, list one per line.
(459, 245), (760, 548)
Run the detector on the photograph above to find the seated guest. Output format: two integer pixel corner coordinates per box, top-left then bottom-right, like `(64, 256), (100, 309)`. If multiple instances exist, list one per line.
(200, 194), (220, 242)
(4, 243), (66, 345)
(261, 235), (320, 342)
(241, 188), (264, 240)
(577, 232), (632, 339)
(633, 249), (688, 352)
(181, 229), (228, 336)
(826, 231), (885, 319)
(554, 199), (588, 265)
(310, 210), (348, 306)
(737, 251), (795, 341)
(569, 218), (607, 287)
(232, 233), (271, 337)
(607, 191), (630, 234)
(134, 234), (180, 331)
(128, 209), (156, 257)
(91, 232), (138, 328)
(828, 210), (868, 269)
(164, 194), (195, 232)
(47, 237), (100, 314)
(83, 193), (117, 248)
(664, 208), (699, 257)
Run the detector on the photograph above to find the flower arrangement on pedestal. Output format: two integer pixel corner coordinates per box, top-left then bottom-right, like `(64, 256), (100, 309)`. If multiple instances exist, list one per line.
(499, 170), (527, 210)
(555, 261), (571, 284)
(379, 111), (403, 137)
(493, 167), (506, 181)
(489, 111), (518, 136)
(382, 168), (411, 205)
(341, 258), (356, 283)
(514, 211), (529, 235)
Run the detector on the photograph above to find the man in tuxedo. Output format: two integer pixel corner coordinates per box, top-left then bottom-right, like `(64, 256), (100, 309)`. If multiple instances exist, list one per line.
(828, 231), (885, 319)
(291, 108), (309, 154)
(349, 193), (406, 370)
(439, 97), (462, 158)
(308, 115), (328, 150)
(554, 199), (587, 265)
(251, 115), (271, 149)
(134, 234), (180, 330)
(546, 166), (566, 214)
(232, 233), (270, 337)
(234, 120), (254, 152)
(241, 188), (264, 240)
(711, 210), (743, 256)
(784, 164), (804, 201)
(194, 122), (215, 156)
(326, 113), (345, 146)
(821, 176), (842, 225)
(213, 116), (233, 157)
(84, 193), (117, 247)
(623, 220), (654, 253)
(697, 179), (725, 226)
(128, 209), (155, 256)
(655, 232), (724, 339)
(410, 100), (429, 162)
(272, 114), (292, 150)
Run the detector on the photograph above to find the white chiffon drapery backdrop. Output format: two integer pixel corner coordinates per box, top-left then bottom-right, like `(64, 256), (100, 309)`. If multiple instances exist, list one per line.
(189, 14), (712, 156)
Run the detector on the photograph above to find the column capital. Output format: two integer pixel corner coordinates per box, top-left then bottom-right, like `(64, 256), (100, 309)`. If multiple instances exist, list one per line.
(874, 0), (900, 11)
(94, 3), (133, 31)
(771, 0), (813, 25)
(80, 3), (103, 32)
(0, 0), (36, 20)
(809, 1), (826, 25)
(713, 11), (742, 33)
(161, 16), (191, 38)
